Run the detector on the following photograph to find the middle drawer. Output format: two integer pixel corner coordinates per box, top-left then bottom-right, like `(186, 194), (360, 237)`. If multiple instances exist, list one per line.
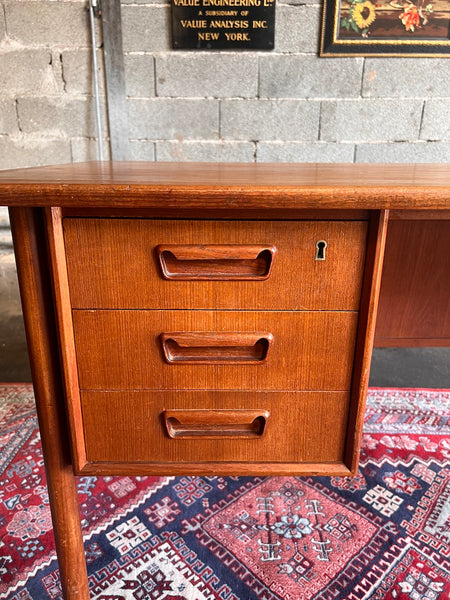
(72, 310), (359, 391)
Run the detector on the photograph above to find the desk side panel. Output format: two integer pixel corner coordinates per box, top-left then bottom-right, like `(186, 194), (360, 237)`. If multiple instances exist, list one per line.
(375, 220), (450, 347)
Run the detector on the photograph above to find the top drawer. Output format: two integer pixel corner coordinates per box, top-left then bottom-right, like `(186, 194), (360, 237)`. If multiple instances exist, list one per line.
(63, 218), (367, 310)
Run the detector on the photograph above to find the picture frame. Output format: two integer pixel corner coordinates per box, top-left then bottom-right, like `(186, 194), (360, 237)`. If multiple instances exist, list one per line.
(320, 0), (450, 56)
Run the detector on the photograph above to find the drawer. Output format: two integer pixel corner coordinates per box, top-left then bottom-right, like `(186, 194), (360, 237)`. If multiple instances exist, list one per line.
(64, 219), (367, 310)
(72, 310), (359, 391)
(80, 390), (350, 465)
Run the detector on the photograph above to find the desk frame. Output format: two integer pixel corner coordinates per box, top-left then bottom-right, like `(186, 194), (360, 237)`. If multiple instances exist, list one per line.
(2, 162), (449, 599)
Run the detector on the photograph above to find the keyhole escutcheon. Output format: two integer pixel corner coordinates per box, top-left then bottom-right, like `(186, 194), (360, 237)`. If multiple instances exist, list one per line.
(315, 240), (327, 261)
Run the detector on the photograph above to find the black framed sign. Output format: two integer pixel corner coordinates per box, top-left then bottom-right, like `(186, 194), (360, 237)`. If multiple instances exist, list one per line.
(171, 0), (275, 50)
(321, 0), (450, 56)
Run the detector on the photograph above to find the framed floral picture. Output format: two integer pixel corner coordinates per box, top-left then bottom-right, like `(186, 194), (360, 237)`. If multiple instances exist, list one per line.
(321, 0), (450, 56)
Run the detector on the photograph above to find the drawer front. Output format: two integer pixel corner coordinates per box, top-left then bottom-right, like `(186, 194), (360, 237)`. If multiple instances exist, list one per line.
(72, 310), (359, 391)
(81, 390), (350, 464)
(64, 219), (367, 310)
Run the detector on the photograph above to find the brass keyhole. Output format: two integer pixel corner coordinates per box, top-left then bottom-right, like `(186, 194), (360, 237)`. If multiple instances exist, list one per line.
(315, 240), (327, 261)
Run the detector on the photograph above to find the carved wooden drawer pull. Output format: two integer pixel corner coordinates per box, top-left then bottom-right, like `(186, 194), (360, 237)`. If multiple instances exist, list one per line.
(157, 244), (276, 280)
(160, 332), (273, 364)
(163, 409), (270, 438)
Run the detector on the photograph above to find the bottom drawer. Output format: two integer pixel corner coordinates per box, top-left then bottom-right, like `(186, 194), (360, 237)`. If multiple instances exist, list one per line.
(80, 390), (350, 467)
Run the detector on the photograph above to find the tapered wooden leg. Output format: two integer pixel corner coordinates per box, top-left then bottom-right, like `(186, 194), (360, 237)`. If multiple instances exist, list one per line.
(9, 207), (90, 600)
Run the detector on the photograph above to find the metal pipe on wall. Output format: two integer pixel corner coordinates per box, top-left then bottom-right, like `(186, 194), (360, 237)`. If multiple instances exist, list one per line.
(88, 0), (104, 161)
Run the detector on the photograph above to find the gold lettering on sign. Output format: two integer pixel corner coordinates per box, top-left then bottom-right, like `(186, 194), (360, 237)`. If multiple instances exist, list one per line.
(198, 32), (221, 40)
(210, 19), (249, 28)
(203, 0), (261, 6)
(205, 10), (238, 15)
(225, 32), (250, 40)
(181, 19), (207, 27)
(172, 0), (274, 47)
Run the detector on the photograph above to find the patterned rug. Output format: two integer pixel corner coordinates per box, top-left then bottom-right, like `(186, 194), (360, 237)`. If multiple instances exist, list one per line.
(0, 385), (449, 600)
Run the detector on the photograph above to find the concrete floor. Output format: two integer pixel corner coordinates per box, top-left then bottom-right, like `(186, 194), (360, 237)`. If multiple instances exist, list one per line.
(0, 313), (32, 382)
(1, 312), (449, 387)
(370, 346), (450, 388)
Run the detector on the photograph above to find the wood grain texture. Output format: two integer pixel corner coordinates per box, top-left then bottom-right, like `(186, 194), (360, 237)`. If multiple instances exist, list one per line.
(72, 310), (359, 392)
(1, 161), (450, 209)
(8, 208), (89, 600)
(80, 390), (350, 465)
(346, 210), (389, 474)
(375, 220), (450, 346)
(78, 461), (353, 477)
(160, 331), (273, 364)
(61, 207), (370, 220)
(157, 243), (276, 280)
(44, 208), (86, 470)
(163, 409), (270, 438)
(64, 219), (367, 311)
(390, 209), (450, 220)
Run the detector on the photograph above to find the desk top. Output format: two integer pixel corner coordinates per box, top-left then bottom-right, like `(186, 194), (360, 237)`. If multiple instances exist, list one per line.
(1, 161), (450, 210)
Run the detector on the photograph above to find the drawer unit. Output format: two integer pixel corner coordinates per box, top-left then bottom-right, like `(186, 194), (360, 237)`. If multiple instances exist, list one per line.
(43, 207), (385, 477)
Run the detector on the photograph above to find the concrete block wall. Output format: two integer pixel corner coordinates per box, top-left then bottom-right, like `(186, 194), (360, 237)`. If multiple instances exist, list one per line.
(1, 0), (450, 169)
(0, 0), (106, 168)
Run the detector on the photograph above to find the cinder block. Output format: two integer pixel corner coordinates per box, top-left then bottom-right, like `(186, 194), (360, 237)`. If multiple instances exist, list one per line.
(275, 5), (321, 54)
(0, 135), (71, 170)
(279, 0), (321, 4)
(321, 99), (423, 142)
(17, 96), (109, 138)
(257, 141), (355, 162)
(221, 99), (320, 141)
(0, 49), (62, 96)
(0, 207), (9, 228)
(62, 49), (106, 95)
(156, 140), (255, 161)
(128, 98), (219, 140)
(0, 100), (18, 135)
(0, 228), (12, 250)
(5, 2), (96, 48)
(129, 140), (156, 160)
(122, 0), (166, 4)
(70, 138), (110, 163)
(420, 100), (450, 141)
(0, 7), (6, 42)
(122, 5), (170, 52)
(260, 55), (363, 98)
(363, 58), (450, 98)
(356, 141), (450, 163)
(0, 252), (22, 315)
(125, 55), (155, 98)
(156, 54), (258, 98)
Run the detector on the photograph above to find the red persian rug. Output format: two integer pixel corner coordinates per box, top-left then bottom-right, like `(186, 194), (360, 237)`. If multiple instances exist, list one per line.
(0, 385), (449, 600)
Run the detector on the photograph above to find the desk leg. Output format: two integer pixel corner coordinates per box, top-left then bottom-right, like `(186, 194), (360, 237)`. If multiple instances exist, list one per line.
(9, 208), (90, 600)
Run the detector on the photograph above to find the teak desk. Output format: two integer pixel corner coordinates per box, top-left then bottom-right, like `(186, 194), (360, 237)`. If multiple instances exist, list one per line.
(1, 162), (449, 599)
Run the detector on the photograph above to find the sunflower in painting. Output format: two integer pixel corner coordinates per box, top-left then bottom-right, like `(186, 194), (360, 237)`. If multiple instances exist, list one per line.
(351, 1), (377, 28)
(341, 0), (377, 37)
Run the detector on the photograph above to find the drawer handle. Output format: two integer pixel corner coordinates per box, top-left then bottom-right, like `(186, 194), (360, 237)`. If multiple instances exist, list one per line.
(156, 244), (276, 280)
(163, 409), (270, 438)
(160, 332), (273, 364)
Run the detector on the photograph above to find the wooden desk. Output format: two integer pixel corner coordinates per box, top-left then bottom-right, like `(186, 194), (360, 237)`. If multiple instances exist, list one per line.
(0, 162), (449, 600)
